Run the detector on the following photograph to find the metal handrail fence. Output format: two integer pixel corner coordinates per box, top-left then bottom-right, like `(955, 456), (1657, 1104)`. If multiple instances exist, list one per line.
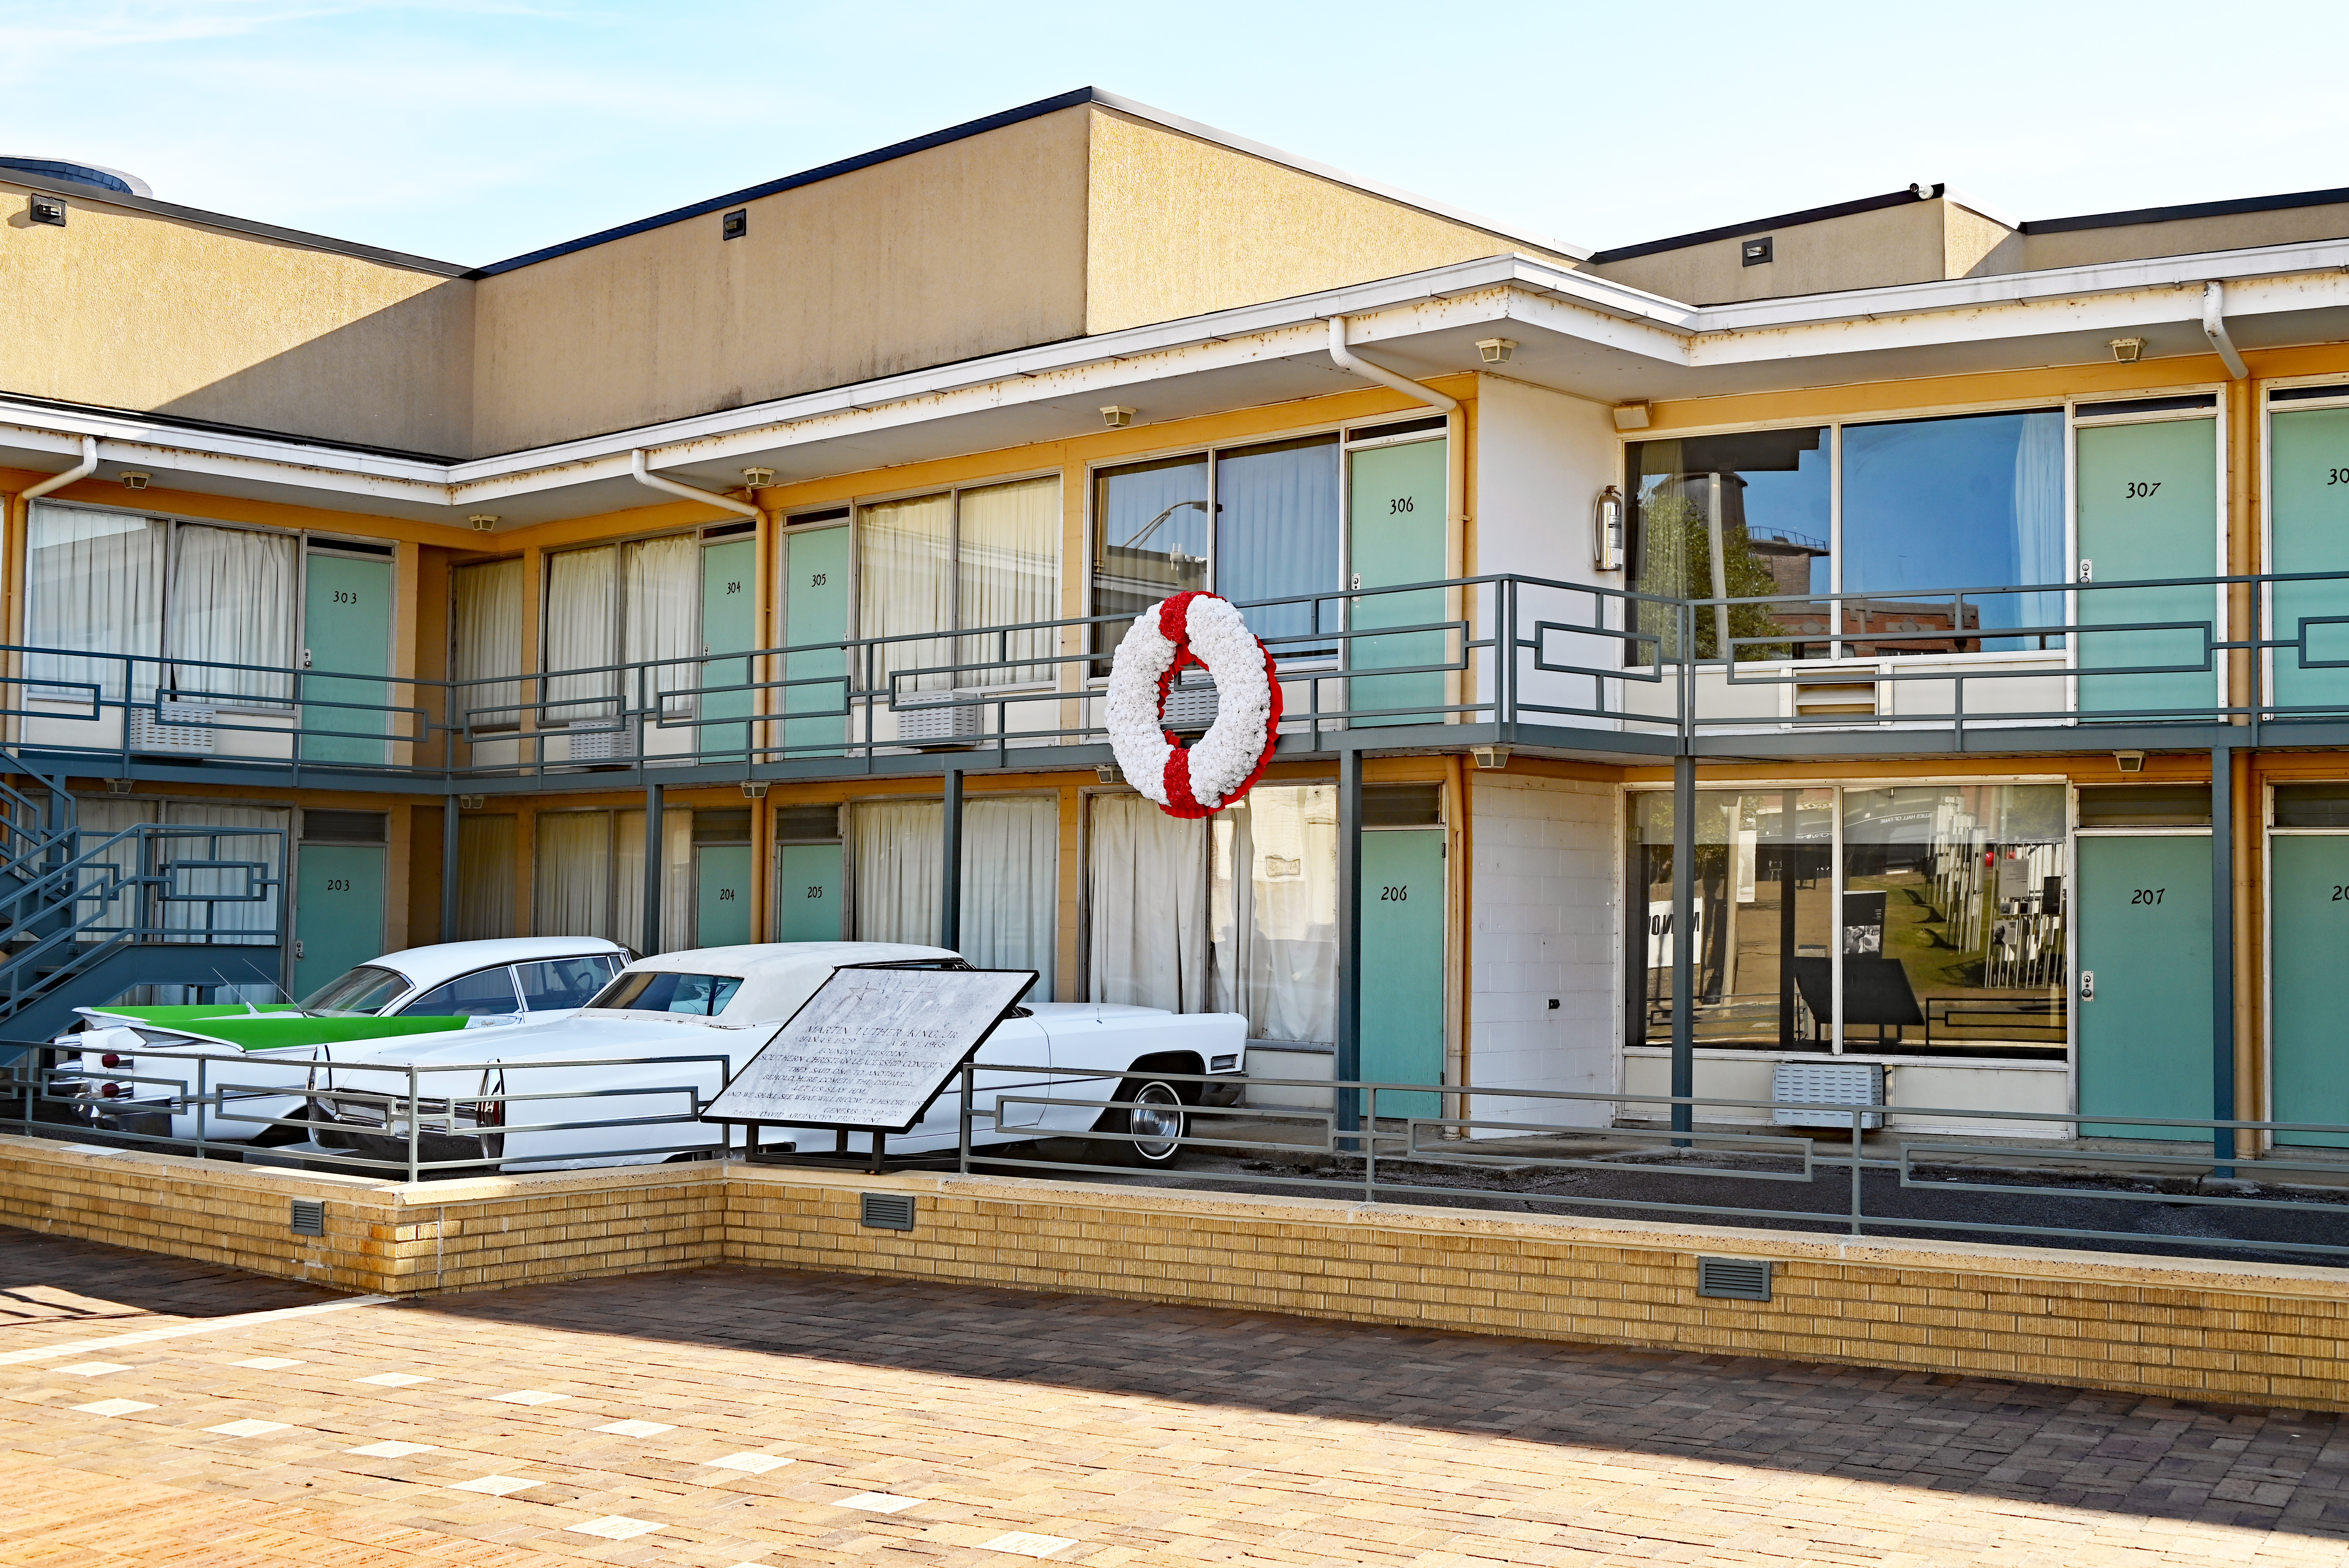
(6, 1041), (736, 1181)
(952, 1062), (2349, 1265)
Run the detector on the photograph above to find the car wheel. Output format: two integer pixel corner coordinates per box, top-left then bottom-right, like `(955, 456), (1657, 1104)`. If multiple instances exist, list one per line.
(1104, 1076), (1188, 1167)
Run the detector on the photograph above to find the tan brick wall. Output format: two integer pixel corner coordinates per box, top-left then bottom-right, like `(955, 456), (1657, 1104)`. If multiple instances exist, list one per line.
(4, 1136), (2344, 1411)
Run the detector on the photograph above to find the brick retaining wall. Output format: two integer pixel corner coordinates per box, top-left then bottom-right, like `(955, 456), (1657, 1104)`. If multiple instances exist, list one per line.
(3, 1135), (2344, 1411)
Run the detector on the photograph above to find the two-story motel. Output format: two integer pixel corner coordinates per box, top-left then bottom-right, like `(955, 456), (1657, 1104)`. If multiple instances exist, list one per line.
(7, 89), (2349, 1153)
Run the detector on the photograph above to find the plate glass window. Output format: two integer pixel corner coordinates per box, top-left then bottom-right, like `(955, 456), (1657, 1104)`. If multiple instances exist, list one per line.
(1627, 429), (1829, 662)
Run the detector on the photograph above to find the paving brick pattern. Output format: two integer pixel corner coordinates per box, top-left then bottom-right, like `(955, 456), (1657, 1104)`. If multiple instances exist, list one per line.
(0, 1230), (2343, 1565)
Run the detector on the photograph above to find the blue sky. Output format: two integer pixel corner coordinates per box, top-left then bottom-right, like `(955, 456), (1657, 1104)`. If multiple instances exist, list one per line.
(4, 1), (2347, 267)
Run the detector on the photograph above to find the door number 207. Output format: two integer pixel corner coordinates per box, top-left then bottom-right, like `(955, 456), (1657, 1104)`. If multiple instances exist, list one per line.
(2130, 887), (2165, 903)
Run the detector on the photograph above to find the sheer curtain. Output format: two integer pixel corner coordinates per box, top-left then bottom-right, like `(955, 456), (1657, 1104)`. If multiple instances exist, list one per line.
(1215, 437), (1340, 650)
(1087, 793), (1207, 1012)
(957, 478), (1059, 683)
(859, 494), (954, 695)
(623, 536), (700, 717)
(73, 796), (157, 941)
(27, 504), (163, 702)
(170, 525), (295, 705)
(852, 800), (943, 945)
(160, 802), (288, 944)
(533, 810), (612, 938)
(545, 546), (617, 723)
(615, 806), (692, 954)
(456, 814), (516, 940)
(1210, 784), (1338, 1043)
(2012, 412), (2067, 645)
(452, 559), (525, 729)
(961, 795), (1057, 992)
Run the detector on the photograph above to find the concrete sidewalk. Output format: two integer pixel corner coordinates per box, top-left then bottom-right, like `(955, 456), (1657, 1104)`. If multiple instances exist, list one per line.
(0, 1227), (2342, 1566)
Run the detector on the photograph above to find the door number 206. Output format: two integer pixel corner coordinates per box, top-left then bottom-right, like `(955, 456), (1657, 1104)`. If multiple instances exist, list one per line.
(1380, 885), (1410, 901)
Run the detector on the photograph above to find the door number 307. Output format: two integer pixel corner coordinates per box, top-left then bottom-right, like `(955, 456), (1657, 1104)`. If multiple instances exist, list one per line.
(2126, 482), (2161, 499)
(2130, 887), (2166, 903)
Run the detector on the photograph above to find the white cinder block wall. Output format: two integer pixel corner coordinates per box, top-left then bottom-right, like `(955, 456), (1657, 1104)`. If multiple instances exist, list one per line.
(1466, 773), (1620, 1132)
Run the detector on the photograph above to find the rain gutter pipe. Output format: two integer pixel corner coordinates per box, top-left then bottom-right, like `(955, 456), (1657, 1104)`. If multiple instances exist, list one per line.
(627, 449), (761, 519)
(7, 433), (98, 647)
(2202, 282), (2249, 380)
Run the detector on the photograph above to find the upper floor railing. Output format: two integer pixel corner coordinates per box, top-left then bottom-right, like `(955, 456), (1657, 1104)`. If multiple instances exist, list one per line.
(0, 566), (2338, 786)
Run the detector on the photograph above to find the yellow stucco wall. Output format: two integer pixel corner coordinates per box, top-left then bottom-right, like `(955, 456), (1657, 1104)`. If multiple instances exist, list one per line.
(0, 182), (472, 456)
(469, 107), (1094, 456)
(1586, 199), (1952, 305)
(1080, 110), (1570, 335)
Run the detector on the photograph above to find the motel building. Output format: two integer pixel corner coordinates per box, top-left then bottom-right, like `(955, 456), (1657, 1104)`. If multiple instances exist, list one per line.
(5, 88), (2349, 1156)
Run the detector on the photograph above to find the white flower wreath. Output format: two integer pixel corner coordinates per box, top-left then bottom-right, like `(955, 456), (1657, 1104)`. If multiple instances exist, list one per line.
(1104, 592), (1281, 818)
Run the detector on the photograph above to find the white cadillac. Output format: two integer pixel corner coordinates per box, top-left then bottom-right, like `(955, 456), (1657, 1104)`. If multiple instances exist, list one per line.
(299, 942), (1248, 1174)
(58, 937), (630, 1144)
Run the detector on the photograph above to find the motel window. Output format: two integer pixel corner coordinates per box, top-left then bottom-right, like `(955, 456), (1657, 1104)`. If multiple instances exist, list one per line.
(1087, 783), (1337, 1045)
(27, 502), (298, 706)
(542, 536), (700, 725)
(858, 476), (1059, 696)
(847, 796), (1058, 992)
(531, 807), (690, 953)
(1626, 409), (2067, 662)
(1629, 783), (2067, 1060)
(1091, 436), (1340, 665)
(451, 558), (525, 731)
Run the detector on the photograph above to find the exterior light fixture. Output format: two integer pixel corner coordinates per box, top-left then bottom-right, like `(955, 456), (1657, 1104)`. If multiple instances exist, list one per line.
(1594, 485), (1626, 572)
(458, 794), (485, 809)
(467, 514), (498, 532)
(119, 472), (150, 490)
(721, 208), (747, 241)
(1095, 763), (1124, 784)
(1470, 746), (1511, 770)
(2114, 751), (2145, 773)
(741, 467), (774, 488)
(1101, 406), (1136, 429)
(740, 781), (768, 798)
(1612, 402), (1652, 431)
(1476, 338), (1516, 365)
(105, 778), (132, 794)
(27, 192), (64, 227)
(2109, 337), (2146, 363)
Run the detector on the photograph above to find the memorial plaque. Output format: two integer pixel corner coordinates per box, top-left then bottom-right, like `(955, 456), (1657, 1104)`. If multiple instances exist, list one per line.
(704, 966), (1035, 1133)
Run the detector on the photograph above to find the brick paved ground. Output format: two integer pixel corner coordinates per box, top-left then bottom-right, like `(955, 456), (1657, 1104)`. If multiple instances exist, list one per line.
(0, 1229), (2342, 1565)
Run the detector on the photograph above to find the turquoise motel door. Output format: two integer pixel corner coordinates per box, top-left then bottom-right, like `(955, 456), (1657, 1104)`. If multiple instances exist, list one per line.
(782, 526), (850, 756)
(1359, 827), (1446, 1120)
(2075, 833), (2212, 1139)
(301, 551), (393, 765)
(1347, 437), (1447, 727)
(2076, 418), (2219, 721)
(699, 538), (756, 761)
(293, 842), (385, 999)
(694, 842), (754, 948)
(2268, 406), (2349, 717)
(775, 841), (844, 941)
(2267, 831), (2349, 1146)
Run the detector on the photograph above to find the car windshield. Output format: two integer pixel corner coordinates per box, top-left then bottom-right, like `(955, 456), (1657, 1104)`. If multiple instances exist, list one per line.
(298, 964), (410, 1016)
(401, 967), (523, 1018)
(593, 971), (743, 1016)
(517, 955), (622, 1011)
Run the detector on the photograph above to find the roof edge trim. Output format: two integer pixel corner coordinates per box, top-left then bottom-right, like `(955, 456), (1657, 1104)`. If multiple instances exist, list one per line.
(2023, 184), (2349, 237)
(0, 172), (470, 278)
(1588, 187), (1943, 264)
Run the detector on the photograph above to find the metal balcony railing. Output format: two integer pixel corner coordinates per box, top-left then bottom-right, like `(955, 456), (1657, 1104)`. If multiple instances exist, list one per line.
(0, 567), (2341, 785)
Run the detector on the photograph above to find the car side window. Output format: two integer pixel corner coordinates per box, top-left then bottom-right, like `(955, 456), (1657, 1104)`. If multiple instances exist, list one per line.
(403, 967), (523, 1018)
(516, 958), (613, 1011)
(597, 971), (743, 1015)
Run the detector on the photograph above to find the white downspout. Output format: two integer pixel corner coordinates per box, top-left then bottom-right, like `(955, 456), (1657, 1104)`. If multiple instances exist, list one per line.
(2201, 282), (2249, 381)
(1325, 315), (1460, 415)
(18, 434), (99, 506)
(1326, 312), (1468, 554)
(627, 449), (761, 519)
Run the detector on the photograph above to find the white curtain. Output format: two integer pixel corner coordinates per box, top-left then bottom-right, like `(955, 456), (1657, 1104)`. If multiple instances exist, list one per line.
(2012, 413), (2067, 641)
(170, 524), (295, 705)
(545, 546), (618, 724)
(859, 494), (954, 695)
(961, 795), (1057, 993)
(615, 806), (692, 955)
(160, 802), (288, 945)
(957, 477), (1060, 684)
(72, 796), (158, 941)
(533, 810), (612, 939)
(456, 814), (516, 941)
(1087, 793), (1207, 1013)
(623, 536), (700, 718)
(27, 504), (162, 703)
(1211, 784), (1338, 1044)
(852, 800), (943, 946)
(452, 559), (525, 729)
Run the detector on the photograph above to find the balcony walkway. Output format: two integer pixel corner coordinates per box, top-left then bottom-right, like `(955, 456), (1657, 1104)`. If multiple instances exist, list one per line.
(0, 1226), (2338, 1566)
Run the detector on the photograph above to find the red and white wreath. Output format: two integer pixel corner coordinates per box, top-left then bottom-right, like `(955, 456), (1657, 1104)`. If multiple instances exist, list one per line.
(1105, 592), (1282, 818)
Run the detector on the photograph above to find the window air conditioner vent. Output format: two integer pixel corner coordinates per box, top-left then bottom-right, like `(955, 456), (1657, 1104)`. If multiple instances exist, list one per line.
(1772, 1061), (1885, 1130)
(1161, 673), (1219, 734)
(1793, 679), (1877, 718)
(565, 721), (630, 763)
(128, 707), (216, 755)
(894, 690), (984, 748)
(1696, 1256), (1772, 1301)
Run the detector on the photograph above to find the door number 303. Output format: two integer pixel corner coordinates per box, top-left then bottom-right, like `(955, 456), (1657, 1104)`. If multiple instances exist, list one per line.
(331, 590), (359, 604)
(2130, 887), (2166, 904)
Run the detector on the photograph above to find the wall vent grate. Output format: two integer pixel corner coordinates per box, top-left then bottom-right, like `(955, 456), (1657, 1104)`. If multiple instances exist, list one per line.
(860, 1192), (916, 1231)
(290, 1199), (325, 1238)
(1697, 1256), (1772, 1301)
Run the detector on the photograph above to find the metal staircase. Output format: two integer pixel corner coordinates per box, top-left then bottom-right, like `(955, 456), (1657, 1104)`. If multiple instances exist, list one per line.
(0, 770), (286, 1041)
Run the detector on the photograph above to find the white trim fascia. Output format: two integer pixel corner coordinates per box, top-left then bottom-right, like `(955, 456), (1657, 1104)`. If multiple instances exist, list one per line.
(1939, 185), (2023, 233)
